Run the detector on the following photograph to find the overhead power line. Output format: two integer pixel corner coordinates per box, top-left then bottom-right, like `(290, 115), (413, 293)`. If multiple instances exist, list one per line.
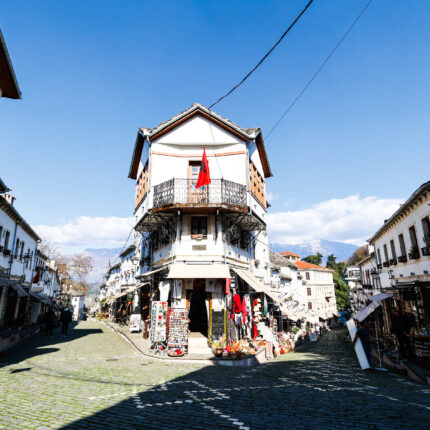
(209, 0), (315, 109)
(265, 0), (374, 140)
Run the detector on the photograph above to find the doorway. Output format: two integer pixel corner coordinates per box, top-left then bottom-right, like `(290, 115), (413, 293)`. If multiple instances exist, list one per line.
(188, 281), (208, 336)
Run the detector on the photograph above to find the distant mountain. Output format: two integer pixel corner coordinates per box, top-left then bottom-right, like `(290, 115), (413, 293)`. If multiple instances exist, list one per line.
(269, 240), (359, 263)
(82, 240), (358, 287)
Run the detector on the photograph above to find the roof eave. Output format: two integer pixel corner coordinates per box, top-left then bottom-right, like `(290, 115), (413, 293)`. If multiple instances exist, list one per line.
(368, 181), (430, 243)
(255, 132), (273, 178)
(128, 131), (145, 180)
(0, 28), (21, 100)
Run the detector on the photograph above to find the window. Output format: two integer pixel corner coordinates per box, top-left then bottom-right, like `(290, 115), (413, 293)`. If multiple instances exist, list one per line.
(308, 302), (312, 310)
(189, 162), (200, 187)
(383, 244), (389, 262)
(249, 159), (266, 207)
(409, 225), (419, 251)
(398, 234), (406, 256)
(191, 216), (207, 236)
(377, 248), (382, 264)
(20, 242), (24, 260)
(390, 240), (397, 260)
(135, 161), (149, 210)
(0, 226), (2, 245)
(307, 288), (311, 296)
(15, 239), (20, 258)
(305, 272), (310, 280)
(422, 216), (430, 241)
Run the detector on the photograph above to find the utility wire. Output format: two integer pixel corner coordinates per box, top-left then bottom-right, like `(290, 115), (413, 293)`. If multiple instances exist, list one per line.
(209, 0), (315, 109)
(265, 0), (373, 140)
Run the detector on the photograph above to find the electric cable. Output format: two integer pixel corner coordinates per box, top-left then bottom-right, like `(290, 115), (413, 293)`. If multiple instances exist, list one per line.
(265, 0), (373, 140)
(209, 0), (315, 109)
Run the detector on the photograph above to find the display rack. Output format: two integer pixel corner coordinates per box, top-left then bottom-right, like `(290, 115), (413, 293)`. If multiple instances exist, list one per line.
(167, 308), (189, 356)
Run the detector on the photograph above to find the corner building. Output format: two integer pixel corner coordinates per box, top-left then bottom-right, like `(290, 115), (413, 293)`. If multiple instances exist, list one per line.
(128, 103), (279, 354)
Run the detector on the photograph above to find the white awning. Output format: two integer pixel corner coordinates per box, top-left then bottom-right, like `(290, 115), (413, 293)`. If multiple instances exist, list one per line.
(232, 268), (282, 306)
(354, 301), (381, 322)
(137, 267), (165, 278)
(167, 264), (230, 279)
(369, 292), (393, 302)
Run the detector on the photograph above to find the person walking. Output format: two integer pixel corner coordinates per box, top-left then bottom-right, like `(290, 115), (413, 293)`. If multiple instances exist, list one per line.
(60, 307), (72, 336)
(44, 307), (55, 337)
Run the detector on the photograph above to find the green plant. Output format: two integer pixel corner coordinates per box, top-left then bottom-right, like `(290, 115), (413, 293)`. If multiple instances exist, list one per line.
(291, 326), (300, 334)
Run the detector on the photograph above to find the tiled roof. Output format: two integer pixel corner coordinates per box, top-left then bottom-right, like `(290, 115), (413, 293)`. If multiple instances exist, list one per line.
(280, 251), (300, 257)
(142, 103), (260, 140)
(269, 250), (297, 269)
(128, 103), (273, 179)
(294, 260), (330, 271)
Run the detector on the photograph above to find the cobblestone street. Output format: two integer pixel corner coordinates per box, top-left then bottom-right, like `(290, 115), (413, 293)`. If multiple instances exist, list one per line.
(1, 321), (429, 429)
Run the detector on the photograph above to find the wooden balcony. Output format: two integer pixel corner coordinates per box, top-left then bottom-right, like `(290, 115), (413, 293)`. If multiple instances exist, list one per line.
(153, 178), (247, 213)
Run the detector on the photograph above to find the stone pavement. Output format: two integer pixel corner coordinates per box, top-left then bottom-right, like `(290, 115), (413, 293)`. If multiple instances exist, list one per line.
(1, 321), (429, 429)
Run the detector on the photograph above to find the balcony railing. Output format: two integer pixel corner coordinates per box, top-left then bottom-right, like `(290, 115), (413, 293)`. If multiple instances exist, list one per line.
(421, 246), (430, 257)
(153, 178), (247, 209)
(408, 248), (420, 260)
(389, 258), (397, 266)
(383, 261), (390, 268)
(398, 255), (407, 263)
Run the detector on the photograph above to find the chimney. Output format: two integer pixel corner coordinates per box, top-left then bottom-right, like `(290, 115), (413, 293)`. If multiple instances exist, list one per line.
(3, 193), (16, 206)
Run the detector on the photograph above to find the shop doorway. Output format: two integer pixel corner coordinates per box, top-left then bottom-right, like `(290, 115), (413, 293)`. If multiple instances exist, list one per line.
(188, 286), (208, 336)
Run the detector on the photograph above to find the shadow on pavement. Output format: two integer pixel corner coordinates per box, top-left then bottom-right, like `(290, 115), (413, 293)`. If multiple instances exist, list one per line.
(0, 322), (102, 369)
(59, 330), (430, 430)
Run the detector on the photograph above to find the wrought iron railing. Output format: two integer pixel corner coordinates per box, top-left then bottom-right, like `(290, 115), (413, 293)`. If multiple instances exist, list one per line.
(153, 178), (247, 208)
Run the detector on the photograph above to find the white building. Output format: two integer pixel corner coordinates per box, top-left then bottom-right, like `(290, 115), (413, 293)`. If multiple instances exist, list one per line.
(71, 295), (85, 321)
(294, 260), (338, 322)
(126, 103), (280, 348)
(269, 250), (308, 319)
(0, 181), (41, 329)
(369, 181), (430, 289)
(279, 251), (300, 262)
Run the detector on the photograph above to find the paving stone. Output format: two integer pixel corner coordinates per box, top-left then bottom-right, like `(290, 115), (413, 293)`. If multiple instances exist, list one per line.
(0, 321), (429, 429)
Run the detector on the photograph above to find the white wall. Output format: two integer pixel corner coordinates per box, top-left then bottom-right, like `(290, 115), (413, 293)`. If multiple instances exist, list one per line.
(372, 195), (430, 288)
(0, 207), (38, 284)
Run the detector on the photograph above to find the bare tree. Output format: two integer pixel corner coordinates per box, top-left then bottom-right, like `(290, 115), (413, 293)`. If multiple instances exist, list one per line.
(38, 240), (94, 295)
(346, 245), (369, 266)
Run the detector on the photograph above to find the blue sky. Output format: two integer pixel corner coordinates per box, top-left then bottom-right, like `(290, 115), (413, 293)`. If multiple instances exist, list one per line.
(1, 0), (429, 250)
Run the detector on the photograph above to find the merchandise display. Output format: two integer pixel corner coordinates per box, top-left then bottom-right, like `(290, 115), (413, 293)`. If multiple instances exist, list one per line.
(167, 308), (189, 356)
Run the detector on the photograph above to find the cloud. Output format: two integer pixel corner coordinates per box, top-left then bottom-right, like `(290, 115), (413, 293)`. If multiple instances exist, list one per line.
(35, 216), (135, 252)
(268, 194), (403, 246)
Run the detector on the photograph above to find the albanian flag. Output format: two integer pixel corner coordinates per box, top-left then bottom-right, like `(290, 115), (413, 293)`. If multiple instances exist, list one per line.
(195, 146), (211, 189)
(32, 269), (40, 284)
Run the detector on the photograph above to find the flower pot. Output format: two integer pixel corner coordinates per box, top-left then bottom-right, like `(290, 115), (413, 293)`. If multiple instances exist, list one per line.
(228, 351), (237, 360)
(215, 348), (223, 357)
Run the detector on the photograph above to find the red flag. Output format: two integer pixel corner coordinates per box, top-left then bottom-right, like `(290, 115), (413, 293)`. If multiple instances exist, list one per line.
(32, 269), (40, 284)
(195, 147), (211, 189)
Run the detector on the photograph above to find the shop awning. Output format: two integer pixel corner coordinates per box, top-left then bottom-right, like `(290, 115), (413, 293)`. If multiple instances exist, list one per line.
(354, 301), (381, 322)
(167, 263), (230, 279)
(39, 294), (53, 306)
(10, 283), (29, 298)
(29, 291), (43, 302)
(279, 307), (306, 322)
(232, 268), (282, 306)
(137, 267), (165, 278)
(369, 292), (393, 302)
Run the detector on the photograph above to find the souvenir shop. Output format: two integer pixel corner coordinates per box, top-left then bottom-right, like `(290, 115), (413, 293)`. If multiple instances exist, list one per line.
(148, 265), (297, 359)
(383, 282), (430, 368)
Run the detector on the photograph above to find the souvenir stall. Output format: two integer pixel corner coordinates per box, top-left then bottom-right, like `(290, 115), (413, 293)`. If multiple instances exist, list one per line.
(147, 268), (299, 360)
(383, 283), (430, 368)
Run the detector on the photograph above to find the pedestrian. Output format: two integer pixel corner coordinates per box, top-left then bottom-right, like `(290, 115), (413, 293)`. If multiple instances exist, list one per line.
(44, 307), (54, 337)
(391, 309), (407, 357)
(353, 320), (372, 367)
(60, 307), (72, 336)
